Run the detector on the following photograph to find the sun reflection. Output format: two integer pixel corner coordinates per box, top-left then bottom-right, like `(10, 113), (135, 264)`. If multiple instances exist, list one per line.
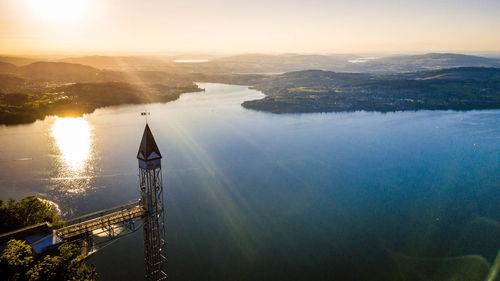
(51, 117), (93, 173)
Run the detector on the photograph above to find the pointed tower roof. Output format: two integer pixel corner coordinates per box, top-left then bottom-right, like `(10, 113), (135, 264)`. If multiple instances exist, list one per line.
(137, 124), (162, 161)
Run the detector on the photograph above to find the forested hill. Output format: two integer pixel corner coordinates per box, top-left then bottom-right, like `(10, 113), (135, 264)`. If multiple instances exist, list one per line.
(394, 67), (500, 81)
(17, 62), (101, 82)
(240, 67), (500, 113)
(0, 61), (202, 125)
(0, 61), (196, 85)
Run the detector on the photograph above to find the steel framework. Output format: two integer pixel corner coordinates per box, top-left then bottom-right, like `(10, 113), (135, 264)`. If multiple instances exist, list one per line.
(140, 166), (167, 280)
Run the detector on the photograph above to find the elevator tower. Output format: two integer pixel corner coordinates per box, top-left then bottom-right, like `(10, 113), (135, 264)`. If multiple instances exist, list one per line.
(137, 124), (167, 281)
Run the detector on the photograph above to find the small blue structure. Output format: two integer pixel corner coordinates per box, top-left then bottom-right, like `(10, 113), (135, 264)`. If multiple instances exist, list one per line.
(0, 222), (63, 254)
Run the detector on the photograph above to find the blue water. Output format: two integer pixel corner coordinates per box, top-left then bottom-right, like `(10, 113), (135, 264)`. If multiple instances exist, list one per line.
(0, 83), (499, 280)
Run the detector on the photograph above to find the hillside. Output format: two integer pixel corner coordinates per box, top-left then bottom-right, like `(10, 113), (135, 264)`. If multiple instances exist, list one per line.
(395, 67), (500, 81)
(346, 53), (500, 73)
(0, 81), (202, 125)
(0, 62), (17, 74)
(7, 61), (197, 85)
(0, 74), (25, 93)
(0, 56), (41, 66)
(17, 62), (101, 82)
(202, 54), (355, 74)
(0, 60), (203, 125)
(241, 67), (500, 113)
(383, 53), (500, 67)
(194, 53), (500, 74)
(59, 55), (175, 71)
(188, 53), (500, 74)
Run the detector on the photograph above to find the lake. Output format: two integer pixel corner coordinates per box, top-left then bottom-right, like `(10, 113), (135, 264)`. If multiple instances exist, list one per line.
(0, 83), (499, 280)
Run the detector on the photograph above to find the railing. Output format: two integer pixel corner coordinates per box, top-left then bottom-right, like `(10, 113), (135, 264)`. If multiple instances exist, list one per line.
(64, 200), (142, 226)
(57, 200), (144, 240)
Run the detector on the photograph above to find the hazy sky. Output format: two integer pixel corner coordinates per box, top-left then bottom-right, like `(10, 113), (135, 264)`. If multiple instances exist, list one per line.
(1, 0), (500, 55)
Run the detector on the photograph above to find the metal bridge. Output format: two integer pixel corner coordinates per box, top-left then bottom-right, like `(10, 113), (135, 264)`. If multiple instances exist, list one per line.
(56, 200), (144, 240)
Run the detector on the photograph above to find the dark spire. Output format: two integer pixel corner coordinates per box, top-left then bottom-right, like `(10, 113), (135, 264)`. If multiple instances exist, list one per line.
(137, 124), (162, 161)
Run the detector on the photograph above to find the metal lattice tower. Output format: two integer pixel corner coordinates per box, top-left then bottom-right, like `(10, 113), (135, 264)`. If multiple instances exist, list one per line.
(137, 124), (167, 281)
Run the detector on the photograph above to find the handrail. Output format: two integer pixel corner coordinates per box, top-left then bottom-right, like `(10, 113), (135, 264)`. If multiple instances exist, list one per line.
(64, 199), (141, 226)
(57, 205), (144, 239)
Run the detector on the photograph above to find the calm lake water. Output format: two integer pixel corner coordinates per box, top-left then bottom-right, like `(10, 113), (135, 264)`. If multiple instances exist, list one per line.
(0, 83), (499, 280)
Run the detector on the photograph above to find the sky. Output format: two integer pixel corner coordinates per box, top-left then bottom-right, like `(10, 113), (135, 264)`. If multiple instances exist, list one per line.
(1, 0), (500, 55)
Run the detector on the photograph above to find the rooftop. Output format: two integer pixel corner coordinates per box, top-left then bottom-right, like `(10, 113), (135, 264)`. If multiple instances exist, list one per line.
(137, 124), (162, 161)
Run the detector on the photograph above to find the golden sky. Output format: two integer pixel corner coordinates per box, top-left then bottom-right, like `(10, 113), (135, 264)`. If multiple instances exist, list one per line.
(1, 0), (500, 55)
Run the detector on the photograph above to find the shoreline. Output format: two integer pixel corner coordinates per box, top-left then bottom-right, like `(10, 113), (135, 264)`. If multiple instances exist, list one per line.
(0, 86), (204, 126)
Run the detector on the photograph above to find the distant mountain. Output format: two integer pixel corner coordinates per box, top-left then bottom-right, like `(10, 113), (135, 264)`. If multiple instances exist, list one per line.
(3, 53), (500, 87)
(0, 56), (42, 66)
(58, 53), (358, 74)
(59, 55), (175, 71)
(3, 52), (500, 75)
(192, 53), (500, 73)
(0, 74), (25, 93)
(346, 53), (500, 72)
(17, 62), (101, 82)
(0, 62), (17, 74)
(203, 53), (356, 74)
(2, 60), (199, 85)
(28, 52), (500, 74)
(388, 53), (500, 65)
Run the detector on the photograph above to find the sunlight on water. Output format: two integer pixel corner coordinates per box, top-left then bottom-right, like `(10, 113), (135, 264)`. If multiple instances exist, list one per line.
(49, 116), (96, 194)
(51, 117), (92, 172)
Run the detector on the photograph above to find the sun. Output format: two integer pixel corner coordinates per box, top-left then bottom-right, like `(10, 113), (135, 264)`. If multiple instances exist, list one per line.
(28, 0), (87, 22)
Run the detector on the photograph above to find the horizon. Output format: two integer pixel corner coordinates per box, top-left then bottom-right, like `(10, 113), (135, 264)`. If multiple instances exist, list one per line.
(2, 51), (500, 60)
(1, 0), (500, 55)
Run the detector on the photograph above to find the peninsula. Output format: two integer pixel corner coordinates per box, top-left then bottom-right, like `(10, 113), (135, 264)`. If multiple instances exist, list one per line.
(239, 67), (500, 113)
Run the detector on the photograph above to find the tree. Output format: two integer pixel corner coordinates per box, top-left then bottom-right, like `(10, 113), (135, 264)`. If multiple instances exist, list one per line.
(0, 240), (34, 280)
(0, 196), (65, 233)
(0, 240), (98, 281)
(0, 197), (97, 280)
